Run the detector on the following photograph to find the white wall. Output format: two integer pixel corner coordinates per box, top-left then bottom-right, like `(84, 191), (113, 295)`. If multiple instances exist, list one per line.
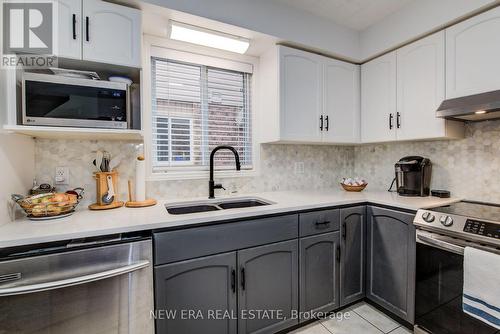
(142, 0), (361, 61)
(360, 0), (499, 60)
(0, 67), (35, 224)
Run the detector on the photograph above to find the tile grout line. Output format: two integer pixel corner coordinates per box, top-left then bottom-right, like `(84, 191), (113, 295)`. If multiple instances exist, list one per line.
(319, 320), (335, 334)
(387, 325), (404, 334)
(351, 308), (395, 333)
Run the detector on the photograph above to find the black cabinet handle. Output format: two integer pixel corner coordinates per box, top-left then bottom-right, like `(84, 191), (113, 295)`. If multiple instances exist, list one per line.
(319, 115), (324, 131)
(85, 16), (89, 42)
(240, 267), (245, 290)
(72, 14), (76, 40)
(396, 112), (401, 128)
(325, 115), (329, 131)
(231, 269), (236, 293)
(315, 220), (331, 227)
(389, 113), (394, 130)
(336, 245), (341, 262)
(342, 222), (346, 239)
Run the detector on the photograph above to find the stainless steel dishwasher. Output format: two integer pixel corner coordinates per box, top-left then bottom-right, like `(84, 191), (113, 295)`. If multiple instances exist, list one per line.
(0, 234), (154, 334)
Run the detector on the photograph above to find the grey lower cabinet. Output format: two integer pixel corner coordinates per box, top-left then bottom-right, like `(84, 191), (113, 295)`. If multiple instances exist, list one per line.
(155, 252), (238, 334)
(366, 206), (416, 323)
(299, 231), (340, 316)
(340, 206), (366, 306)
(238, 240), (299, 334)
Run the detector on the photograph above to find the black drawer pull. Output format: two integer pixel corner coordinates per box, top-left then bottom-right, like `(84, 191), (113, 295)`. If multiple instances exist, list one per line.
(315, 221), (331, 227)
(336, 245), (341, 262)
(389, 113), (394, 130)
(325, 115), (329, 131)
(231, 269), (236, 293)
(240, 267), (245, 290)
(342, 222), (346, 239)
(319, 115), (324, 131)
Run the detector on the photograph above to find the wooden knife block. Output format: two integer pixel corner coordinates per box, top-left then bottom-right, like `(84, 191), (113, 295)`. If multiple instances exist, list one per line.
(89, 171), (123, 210)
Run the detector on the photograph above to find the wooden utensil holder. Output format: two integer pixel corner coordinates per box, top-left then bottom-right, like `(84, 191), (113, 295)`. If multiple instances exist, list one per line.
(89, 171), (124, 210)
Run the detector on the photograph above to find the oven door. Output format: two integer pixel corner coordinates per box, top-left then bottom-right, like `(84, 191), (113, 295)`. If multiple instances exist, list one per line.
(414, 230), (499, 334)
(0, 239), (153, 334)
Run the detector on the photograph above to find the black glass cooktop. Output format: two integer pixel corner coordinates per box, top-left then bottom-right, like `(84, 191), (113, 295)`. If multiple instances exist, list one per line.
(433, 201), (500, 222)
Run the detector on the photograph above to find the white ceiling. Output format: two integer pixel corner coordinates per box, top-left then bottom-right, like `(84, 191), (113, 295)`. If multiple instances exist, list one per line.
(272, 0), (415, 31)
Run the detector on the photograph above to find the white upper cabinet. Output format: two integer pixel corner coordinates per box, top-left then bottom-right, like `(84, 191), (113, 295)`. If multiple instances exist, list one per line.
(55, 0), (141, 67)
(279, 46), (323, 142)
(83, 0), (141, 67)
(56, 0), (81, 60)
(396, 31), (447, 140)
(446, 6), (500, 98)
(322, 58), (360, 143)
(361, 52), (397, 143)
(260, 45), (360, 144)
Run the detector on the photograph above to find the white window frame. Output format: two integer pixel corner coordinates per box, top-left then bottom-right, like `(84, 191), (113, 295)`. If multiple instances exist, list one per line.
(143, 35), (260, 181)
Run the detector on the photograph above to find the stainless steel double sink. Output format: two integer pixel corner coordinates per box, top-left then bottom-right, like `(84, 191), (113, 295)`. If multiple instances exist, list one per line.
(166, 197), (274, 215)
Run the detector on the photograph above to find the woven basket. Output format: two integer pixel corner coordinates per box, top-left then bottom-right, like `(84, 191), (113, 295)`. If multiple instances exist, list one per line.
(341, 183), (367, 192)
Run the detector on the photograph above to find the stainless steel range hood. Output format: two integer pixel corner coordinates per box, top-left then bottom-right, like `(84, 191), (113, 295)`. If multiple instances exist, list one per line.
(436, 90), (500, 121)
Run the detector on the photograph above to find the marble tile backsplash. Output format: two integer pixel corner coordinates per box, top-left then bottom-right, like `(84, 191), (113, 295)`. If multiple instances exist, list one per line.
(354, 120), (500, 203)
(34, 120), (500, 205)
(34, 141), (354, 205)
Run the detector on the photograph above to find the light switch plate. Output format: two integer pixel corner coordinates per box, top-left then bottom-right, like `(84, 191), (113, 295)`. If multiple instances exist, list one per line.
(55, 167), (69, 185)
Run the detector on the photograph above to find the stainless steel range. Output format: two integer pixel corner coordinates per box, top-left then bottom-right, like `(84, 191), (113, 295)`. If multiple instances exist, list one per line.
(413, 201), (500, 334)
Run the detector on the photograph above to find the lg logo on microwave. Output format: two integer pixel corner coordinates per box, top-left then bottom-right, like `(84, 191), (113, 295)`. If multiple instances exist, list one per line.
(2, 1), (53, 55)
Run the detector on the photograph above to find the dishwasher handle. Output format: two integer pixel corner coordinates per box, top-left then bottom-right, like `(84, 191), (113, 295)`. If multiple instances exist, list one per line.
(0, 260), (150, 297)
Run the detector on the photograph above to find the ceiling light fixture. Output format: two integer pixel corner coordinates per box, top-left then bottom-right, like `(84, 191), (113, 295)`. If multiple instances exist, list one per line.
(169, 21), (250, 54)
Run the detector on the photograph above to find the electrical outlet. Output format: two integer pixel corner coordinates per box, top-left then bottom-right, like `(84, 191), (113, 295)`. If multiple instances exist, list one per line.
(55, 167), (69, 185)
(294, 162), (305, 174)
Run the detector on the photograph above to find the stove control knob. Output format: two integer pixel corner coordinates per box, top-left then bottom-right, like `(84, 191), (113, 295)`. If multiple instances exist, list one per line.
(440, 215), (453, 227)
(422, 212), (435, 223)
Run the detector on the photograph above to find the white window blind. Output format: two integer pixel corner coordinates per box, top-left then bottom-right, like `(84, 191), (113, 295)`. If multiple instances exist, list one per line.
(151, 57), (252, 173)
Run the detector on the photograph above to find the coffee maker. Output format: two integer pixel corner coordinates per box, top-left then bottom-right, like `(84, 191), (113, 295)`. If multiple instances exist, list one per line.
(394, 156), (432, 197)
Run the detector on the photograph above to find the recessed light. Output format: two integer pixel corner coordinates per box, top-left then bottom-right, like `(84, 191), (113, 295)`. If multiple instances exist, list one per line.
(169, 21), (250, 54)
(475, 110), (487, 114)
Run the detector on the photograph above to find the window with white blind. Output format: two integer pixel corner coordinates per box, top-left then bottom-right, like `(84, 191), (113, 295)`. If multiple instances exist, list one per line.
(151, 56), (253, 174)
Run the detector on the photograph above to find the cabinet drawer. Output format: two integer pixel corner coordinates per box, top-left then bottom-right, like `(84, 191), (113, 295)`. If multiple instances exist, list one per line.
(299, 209), (340, 236)
(154, 214), (298, 265)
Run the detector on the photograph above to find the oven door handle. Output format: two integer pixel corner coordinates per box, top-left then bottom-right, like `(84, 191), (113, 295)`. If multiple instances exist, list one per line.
(0, 260), (150, 297)
(416, 233), (464, 255)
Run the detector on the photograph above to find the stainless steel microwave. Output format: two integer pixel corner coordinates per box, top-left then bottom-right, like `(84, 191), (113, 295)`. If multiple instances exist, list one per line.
(22, 73), (130, 129)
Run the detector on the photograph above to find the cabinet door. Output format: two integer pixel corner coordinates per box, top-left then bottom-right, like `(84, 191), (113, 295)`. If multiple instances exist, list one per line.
(238, 240), (298, 334)
(82, 0), (141, 67)
(323, 58), (360, 143)
(299, 232), (340, 316)
(361, 52), (397, 143)
(366, 206), (416, 323)
(446, 6), (500, 98)
(279, 46), (322, 142)
(396, 31), (446, 140)
(155, 252), (237, 334)
(56, 0), (81, 59)
(340, 206), (366, 306)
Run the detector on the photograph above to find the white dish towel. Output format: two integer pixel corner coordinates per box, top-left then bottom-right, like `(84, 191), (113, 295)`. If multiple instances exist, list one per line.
(463, 246), (500, 330)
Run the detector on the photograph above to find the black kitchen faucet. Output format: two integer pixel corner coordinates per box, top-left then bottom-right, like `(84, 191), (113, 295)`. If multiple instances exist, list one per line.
(208, 146), (241, 199)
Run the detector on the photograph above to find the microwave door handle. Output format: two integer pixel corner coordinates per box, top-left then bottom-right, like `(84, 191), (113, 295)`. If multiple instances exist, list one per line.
(0, 260), (149, 297)
(417, 233), (464, 255)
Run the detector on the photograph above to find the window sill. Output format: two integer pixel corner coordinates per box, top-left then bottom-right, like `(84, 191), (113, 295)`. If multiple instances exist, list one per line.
(146, 169), (258, 181)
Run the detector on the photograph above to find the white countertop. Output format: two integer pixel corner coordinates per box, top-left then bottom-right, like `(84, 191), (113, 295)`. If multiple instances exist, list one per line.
(0, 189), (459, 248)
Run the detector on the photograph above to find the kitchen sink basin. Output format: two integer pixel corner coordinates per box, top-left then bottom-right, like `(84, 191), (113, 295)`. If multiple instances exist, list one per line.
(166, 204), (221, 215)
(217, 199), (270, 209)
(165, 197), (273, 215)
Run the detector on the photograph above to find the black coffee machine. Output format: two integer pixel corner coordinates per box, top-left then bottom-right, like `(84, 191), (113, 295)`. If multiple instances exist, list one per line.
(394, 156), (432, 197)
